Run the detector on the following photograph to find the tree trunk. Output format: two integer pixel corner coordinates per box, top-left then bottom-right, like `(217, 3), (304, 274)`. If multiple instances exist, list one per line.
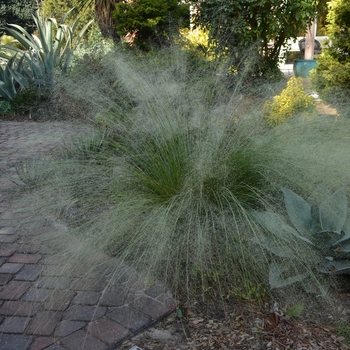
(304, 21), (316, 60)
(95, 0), (120, 42)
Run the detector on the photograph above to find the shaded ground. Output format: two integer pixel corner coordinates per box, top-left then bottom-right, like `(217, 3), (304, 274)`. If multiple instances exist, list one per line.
(119, 295), (350, 349)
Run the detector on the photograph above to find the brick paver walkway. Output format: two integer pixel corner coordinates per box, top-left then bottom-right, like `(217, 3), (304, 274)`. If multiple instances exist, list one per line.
(0, 122), (176, 350)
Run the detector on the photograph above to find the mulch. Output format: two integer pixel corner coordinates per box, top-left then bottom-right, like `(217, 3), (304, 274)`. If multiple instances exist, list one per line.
(120, 298), (350, 350)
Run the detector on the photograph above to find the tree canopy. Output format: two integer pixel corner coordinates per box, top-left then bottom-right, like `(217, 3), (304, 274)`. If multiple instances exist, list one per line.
(326, 0), (350, 62)
(113, 0), (190, 50)
(0, 0), (38, 36)
(40, 0), (95, 34)
(195, 0), (317, 77)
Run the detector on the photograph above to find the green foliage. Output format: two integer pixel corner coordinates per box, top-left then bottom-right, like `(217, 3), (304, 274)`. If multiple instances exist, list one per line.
(10, 88), (47, 113)
(195, 0), (316, 77)
(230, 282), (267, 304)
(57, 132), (111, 163)
(1, 10), (93, 75)
(253, 186), (350, 290)
(40, 0), (95, 35)
(333, 323), (350, 344)
(113, 0), (190, 50)
(178, 27), (215, 61)
(0, 10), (93, 101)
(72, 21), (115, 64)
(311, 0), (350, 96)
(263, 77), (316, 126)
(130, 133), (191, 203)
(0, 0), (37, 36)
(0, 54), (29, 101)
(316, 0), (330, 35)
(311, 52), (350, 91)
(326, 0), (350, 63)
(0, 35), (25, 49)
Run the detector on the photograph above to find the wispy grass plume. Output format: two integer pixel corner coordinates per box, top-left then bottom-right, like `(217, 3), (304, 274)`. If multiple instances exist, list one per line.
(22, 45), (350, 304)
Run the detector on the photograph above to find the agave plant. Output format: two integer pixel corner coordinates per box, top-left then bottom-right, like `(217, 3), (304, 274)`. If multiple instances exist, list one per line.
(253, 186), (350, 289)
(0, 54), (29, 101)
(0, 51), (56, 101)
(0, 10), (92, 92)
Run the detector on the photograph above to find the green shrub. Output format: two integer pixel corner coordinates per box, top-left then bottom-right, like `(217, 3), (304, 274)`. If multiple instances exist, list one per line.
(0, 0), (37, 36)
(263, 77), (315, 126)
(311, 53), (350, 91)
(326, 0), (350, 64)
(40, 0), (95, 35)
(310, 53), (350, 117)
(72, 22), (115, 67)
(310, 0), (350, 98)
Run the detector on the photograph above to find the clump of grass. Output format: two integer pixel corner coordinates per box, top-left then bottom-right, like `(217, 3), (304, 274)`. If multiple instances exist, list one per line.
(5, 157), (53, 188)
(22, 45), (350, 304)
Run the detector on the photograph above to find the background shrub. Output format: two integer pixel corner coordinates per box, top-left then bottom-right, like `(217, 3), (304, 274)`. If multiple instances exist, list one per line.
(113, 0), (190, 50)
(263, 77), (315, 126)
(311, 0), (350, 105)
(0, 0), (37, 36)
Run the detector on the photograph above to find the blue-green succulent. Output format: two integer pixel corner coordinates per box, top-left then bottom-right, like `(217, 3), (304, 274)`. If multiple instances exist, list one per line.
(253, 186), (350, 289)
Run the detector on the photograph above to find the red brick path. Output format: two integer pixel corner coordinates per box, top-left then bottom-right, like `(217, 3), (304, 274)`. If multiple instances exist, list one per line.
(0, 122), (176, 350)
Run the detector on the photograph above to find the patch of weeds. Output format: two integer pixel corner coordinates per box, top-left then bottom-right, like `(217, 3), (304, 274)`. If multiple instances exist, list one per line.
(229, 282), (268, 305)
(333, 323), (350, 344)
(286, 302), (304, 318)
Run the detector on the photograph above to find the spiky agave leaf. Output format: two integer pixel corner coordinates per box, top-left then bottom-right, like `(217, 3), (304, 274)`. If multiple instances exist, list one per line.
(319, 189), (347, 234)
(0, 10), (93, 87)
(319, 259), (350, 275)
(282, 187), (312, 237)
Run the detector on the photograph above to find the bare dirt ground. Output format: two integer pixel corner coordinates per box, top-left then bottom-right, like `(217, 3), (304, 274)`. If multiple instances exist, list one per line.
(316, 101), (340, 117)
(120, 290), (350, 350)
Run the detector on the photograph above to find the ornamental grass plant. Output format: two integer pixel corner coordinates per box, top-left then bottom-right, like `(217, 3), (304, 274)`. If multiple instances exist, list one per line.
(18, 45), (350, 305)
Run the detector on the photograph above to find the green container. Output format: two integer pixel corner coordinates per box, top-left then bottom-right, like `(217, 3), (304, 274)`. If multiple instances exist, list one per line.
(293, 59), (318, 77)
